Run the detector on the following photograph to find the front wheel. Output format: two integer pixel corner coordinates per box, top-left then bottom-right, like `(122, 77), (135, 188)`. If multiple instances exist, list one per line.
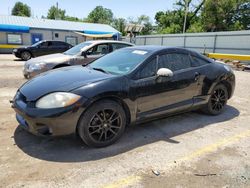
(77, 100), (126, 147)
(21, 51), (31, 61)
(202, 84), (228, 115)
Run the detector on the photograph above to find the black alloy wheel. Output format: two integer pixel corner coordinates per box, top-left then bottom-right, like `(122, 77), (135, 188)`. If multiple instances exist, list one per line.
(203, 84), (228, 115)
(78, 100), (126, 147)
(210, 88), (227, 112)
(88, 109), (122, 142)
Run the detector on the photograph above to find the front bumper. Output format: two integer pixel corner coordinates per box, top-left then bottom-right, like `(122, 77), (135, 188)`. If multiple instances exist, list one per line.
(23, 65), (48, 79)
(13, 51), (21, 58)
(12, 92), (87, 136)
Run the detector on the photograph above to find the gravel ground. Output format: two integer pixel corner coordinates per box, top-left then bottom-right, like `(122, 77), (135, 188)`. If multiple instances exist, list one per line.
(0, 54), (249, 188)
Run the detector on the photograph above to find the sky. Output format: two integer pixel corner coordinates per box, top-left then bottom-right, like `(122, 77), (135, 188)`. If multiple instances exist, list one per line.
(0, 0), (176, 22)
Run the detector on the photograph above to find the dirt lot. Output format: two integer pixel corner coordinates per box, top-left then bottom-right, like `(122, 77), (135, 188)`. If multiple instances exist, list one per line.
(0, 54), (250, 188)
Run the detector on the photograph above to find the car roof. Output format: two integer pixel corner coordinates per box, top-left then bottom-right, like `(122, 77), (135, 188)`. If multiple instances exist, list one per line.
(41, 40), (68, 43)
(124, 45), (201, 55)
(85, 40), (134, 46)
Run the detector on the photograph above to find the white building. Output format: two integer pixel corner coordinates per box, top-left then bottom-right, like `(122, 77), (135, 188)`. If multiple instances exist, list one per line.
(0, 15), (120, 53)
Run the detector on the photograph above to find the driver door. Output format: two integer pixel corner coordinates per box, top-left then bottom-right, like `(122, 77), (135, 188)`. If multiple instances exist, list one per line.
(132, 52), (199, 120)
(37, 41), (51, 56)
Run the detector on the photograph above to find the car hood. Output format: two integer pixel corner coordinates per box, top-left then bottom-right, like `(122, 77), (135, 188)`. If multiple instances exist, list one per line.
(15, 46), (28, 50)
(20, 66), (114, 101)
(26, 53), (72, 64)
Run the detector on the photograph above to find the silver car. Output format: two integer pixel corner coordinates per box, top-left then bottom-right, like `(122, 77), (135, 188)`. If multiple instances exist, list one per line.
(23, 40), (134, 78)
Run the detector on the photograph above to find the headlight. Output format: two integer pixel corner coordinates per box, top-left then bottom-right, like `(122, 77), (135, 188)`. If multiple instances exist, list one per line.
(28, 63), (46, 71)
(36, 92), (81, 109)
(13, 49), (17, 52)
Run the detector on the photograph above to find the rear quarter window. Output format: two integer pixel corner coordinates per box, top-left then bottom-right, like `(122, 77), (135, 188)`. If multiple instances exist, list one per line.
(191, 55), (210, 67)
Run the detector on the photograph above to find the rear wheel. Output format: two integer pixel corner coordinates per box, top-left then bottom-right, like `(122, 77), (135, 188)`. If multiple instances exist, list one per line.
(203, 84), (228, 115)
(77, 100), (126, 147)
(21, 51), (31, 61)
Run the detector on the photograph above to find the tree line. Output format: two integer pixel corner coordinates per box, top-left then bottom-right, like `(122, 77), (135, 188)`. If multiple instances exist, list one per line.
(11, 1), (250, 35)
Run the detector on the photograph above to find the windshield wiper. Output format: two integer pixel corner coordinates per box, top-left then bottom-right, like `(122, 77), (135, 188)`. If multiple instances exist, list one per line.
(92, 67), (109, 74)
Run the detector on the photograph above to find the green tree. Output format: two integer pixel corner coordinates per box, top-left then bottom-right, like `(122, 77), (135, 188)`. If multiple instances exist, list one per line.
(127, 15), (154, 35)
(112, 18), (127, 35)
(202, 0), (250, 31)
(175, 0), (205, 32)
(155, 10), (183, 33)
(137, 15), (154, 35)
(235, 2), (250, 29)
(47, 5), (66, 20)
(155, 0), (205, 34)
(87, 6), (114, 24)
(11, 1), (31, 17)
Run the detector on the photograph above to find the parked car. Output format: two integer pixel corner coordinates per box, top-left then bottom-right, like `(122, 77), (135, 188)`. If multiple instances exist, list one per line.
(23, 40), (134, 79)
(13, 40), (73, 61)
(12, 46), (235, 147)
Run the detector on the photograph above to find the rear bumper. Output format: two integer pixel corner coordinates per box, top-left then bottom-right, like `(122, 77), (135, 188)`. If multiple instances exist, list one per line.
(228, 73), (235, 99)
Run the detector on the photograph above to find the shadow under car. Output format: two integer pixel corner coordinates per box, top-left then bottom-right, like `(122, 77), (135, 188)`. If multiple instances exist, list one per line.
(14, 105), (239, 163)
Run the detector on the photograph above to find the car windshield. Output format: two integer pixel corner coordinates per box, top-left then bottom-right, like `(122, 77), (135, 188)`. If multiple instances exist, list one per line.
(89, 48), (151, 75)
(64, 42), (92, 55)
(31, 41), (43, 47)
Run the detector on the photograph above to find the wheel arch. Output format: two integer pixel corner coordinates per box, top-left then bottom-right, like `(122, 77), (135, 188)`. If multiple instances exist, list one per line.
(53, 63), (70, 69)
(208, 79), (233, 99)
(21, 50), (34, 57)
(75, 95), (131, 134)
(217, 80), (233, 99)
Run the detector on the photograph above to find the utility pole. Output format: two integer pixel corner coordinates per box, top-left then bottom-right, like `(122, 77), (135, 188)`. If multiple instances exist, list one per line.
(183, 0), (189, 33)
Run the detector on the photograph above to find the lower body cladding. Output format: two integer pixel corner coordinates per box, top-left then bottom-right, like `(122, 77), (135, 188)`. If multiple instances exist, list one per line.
(13, 100), (86, 136)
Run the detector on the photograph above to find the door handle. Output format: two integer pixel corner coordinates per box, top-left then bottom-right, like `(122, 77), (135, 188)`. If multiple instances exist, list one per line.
(194, 72), (200, 81)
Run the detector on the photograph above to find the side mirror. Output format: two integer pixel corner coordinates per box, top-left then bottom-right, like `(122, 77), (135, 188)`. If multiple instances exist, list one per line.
(81, 51), (87, 58)
(156, 68), (173, 77)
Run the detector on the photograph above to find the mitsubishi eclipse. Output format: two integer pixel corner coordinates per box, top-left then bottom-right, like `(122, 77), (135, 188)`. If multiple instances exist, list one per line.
(12, 46), (235, 147)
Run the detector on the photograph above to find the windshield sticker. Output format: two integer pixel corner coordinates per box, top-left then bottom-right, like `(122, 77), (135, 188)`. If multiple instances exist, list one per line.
(132, 50), (148, 55)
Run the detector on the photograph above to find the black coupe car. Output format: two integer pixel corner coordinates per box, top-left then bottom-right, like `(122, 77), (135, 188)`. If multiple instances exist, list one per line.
(12, 46), (235, 147)
(13, 40), (73, 61)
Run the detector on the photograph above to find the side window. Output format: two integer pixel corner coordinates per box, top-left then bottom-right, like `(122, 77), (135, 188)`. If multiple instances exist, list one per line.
(51, 41), (60, 47)
(87, 44), (109, 55)
(111, 43), (130, 51)
(158, 54), (172, 70)
(191, 55), (209, 67)
(40, 42), (48, 48)
(53, 41), (67, 48)
(136, 58), (157, 79)
(47, 41), (53, 47)
(158, 53), (191, 72)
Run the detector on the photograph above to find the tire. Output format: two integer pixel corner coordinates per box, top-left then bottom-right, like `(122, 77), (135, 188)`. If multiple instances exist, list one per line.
(24, 74), (29, 79)
(77, 100), (126, 147)
(21, 51), (32, 61)
(202, 84), (228, 115)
